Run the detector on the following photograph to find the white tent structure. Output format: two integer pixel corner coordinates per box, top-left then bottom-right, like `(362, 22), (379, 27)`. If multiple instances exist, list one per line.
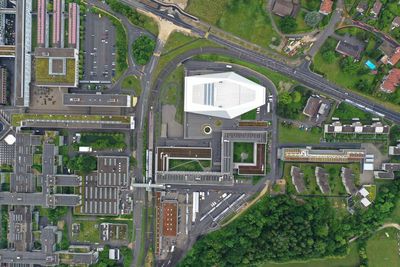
(184, 72), (266, 119)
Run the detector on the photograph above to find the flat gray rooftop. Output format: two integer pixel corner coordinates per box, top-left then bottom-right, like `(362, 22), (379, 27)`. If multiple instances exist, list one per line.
(63, 93), (130, 107)
(156, 171), (234, 186)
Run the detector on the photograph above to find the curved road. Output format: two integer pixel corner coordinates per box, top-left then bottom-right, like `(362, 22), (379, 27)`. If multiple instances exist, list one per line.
(123, 0), (400, 124)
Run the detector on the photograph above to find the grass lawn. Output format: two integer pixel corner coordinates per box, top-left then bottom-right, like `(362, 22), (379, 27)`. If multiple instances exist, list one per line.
(160, 65), (185, 124)
(71, 220), (100, 243)
(331, 102), (372, 122)
(11, 113), (130, 127)
(186, 0), (279, 48)
(122, 75), (142, 96)
(241, 109), (257, 120)
(185, 0), (229, 25)
(194, 54), (296, 89)
(283, 163), (358, 195)
(35, 58), (76, 85)
(168, 159), (211, 172)
(313, 37), (400, 113)
(274, 10), (312, 34)
(233, 142), (254, 163)
(367, 227), (400, 267)
(260, 243), (359, 267)
(31, 15), (37, 50)
(155, 32), (220, 80)
(300, 0), (321, 11)
(386, 197), (400, 224)
(279, 123), (322, 144)
(77, 132), (126, 151)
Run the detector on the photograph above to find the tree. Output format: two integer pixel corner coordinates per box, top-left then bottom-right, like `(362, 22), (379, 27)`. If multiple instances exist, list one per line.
(340, 57), (358, 74)
(322, 50), (336, 63)
(132, 35), (156, 65)
(305, 11), (322, 28)
(279, 16), (297, 33)
(67, 155), (97, 174)
(279, 92), (292, 105)
(355, 79), (372, 93)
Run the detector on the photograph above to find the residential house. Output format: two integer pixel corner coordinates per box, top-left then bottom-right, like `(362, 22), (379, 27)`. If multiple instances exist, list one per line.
(335, 36), (365, 60)
(272, 0), (299, 17)
(379, 41), (400, 65)
(370, 0), (382, 18)
(380, 68), (400, 93)
(391, 16), (400, 30)
(356, 1), (369, 14)
(319, 0), (334, 15)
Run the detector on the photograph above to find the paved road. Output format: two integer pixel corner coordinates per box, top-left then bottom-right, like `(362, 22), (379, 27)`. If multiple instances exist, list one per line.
(132, 39), (164, 267)
(123, 0), (400, 125)
(308, 0), (345, 57)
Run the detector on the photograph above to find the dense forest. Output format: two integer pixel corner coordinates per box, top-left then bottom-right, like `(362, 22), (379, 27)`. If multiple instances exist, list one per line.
(179, 180), (400, 267)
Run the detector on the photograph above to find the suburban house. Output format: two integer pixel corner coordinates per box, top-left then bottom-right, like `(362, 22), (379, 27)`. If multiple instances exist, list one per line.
(356, 1), (369, 14)
(379, 42), (400, 65)
(370, 0), (382, 18)
(319, 0), (334, 15)
(335, 36), (365, 60)
(380, 68), (400, 93)
(391, 16), (400, 30)
(272, 0), (299, 17)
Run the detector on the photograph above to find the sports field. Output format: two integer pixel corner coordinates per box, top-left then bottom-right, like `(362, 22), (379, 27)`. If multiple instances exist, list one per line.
(367, 227), (400, 267)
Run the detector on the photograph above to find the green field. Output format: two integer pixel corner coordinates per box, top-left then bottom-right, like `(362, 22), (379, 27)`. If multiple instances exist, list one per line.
(260, 243), (360, 267)
(186, 0), (279, 48)
(76, 132), (126, 151)
(71, 220), (100, 243)
(274, 10), (313, 34)
(283, 163), (357, 195)
(279, 123), (322, 144)
(367, 228), (400, 267)
(155, 32), (220, 80)
(233, 142), (254, 163)
(160, 65), (185, 124)
(121, 75), (142, 96)
(168, 159), (211, 172)
(241, 109), (257, 120)
(35, 58), (76, 85)
(332, 102), (372, 122)
(194, 54), (295, 89)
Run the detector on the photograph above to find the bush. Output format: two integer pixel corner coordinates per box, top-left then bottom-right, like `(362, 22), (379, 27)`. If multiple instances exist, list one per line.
(67, 155), (97, 174)
(279, 16), (297, 33)
(305, 11), (322, 28)
(132, 35), (156, 65)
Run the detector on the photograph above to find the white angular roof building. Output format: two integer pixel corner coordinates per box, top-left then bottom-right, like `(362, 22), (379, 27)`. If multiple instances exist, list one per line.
(184, 72), (266, 119)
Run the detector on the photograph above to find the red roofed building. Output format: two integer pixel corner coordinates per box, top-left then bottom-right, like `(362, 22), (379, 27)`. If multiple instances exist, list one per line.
(381, 68), (400, 93)
(319, 0), (334, 15)
(161, 201), (178, 237)
(389, 47), (400, 65)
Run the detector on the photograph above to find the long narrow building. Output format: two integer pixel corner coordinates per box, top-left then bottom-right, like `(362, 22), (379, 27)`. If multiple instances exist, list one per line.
(14, 0), (32, 107)
(68, 2), (80, 49)
(52, 0), (65, 47)
(37, 0), (46, 47)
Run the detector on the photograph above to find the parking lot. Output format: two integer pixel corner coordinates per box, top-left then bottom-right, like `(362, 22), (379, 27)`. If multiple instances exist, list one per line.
(83, 12), (116, 83)
(82, 173), (119, 215)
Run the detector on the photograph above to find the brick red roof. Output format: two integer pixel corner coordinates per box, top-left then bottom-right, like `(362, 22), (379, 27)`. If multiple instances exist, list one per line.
(389, 47), (400, 65)
(381, 68), (400, 93)
(319, 0), (334, 14)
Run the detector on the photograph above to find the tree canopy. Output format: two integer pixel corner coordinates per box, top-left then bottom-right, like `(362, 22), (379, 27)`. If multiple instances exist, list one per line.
(279, 16), (298, 33)
(132, 35), (156, 65)
(305, 11), (322, 28)
(179, 180), (400, 267)
(67, 155), (97, 174)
